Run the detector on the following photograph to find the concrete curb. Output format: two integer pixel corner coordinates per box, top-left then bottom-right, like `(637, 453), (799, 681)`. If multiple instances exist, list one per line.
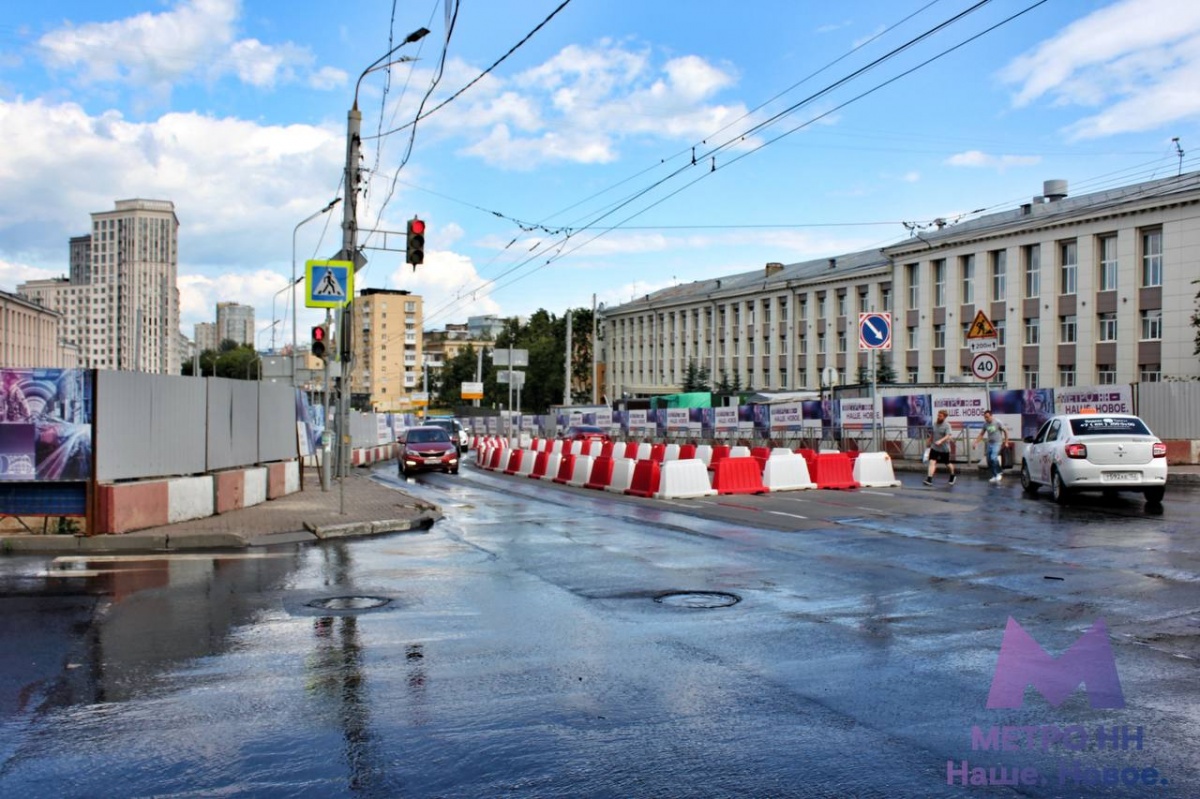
(308, 510), (442, 540)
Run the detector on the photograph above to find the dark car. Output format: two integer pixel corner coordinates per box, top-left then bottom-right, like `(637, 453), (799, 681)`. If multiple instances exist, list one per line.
(560, 424), (611, 443)
(398, 426), (460, 476)
(425, 417), (469, 452)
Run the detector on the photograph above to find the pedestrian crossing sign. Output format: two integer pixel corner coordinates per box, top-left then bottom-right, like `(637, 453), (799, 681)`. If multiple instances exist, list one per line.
(305, 260), (354, 308)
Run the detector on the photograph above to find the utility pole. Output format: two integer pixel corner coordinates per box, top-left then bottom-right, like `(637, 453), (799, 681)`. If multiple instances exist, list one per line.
(564, 308), (572, 406)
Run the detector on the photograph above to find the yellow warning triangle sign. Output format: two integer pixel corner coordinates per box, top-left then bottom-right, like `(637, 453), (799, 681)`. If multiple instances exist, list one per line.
(967, 310), (998, 339)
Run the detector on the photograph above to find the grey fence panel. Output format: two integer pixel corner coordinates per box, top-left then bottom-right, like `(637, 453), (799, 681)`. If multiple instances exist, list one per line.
(349, 412), (382, 448)
(258, 383), (299, 462)
(96, 372), (207, 482)
(1138, 382), (1200, 439)
(206, 379), (260, 471)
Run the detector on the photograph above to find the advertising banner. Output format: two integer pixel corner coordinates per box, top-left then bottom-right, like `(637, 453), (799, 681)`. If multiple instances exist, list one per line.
(930, 388), (988, 429)
(839, 397), (879, 430)
(769, 402), (804, 431)
(713, 406), (738, 432)
(990, 388), (1054, 439)
(666, 408), (690, 431)
(0, 368), (93, 482)
(1054, 385), (1132, 415)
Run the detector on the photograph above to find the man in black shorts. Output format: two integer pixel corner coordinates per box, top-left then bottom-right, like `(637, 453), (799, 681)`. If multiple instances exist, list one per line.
(924, 409), (956, 486)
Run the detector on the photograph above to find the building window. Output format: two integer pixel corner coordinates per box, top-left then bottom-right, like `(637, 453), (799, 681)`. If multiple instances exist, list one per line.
(960, 254), (975, 304)
(1097, 364), (1117, 385)
(1139, 364), (1161, 382)
(990, 249), (1007, 301)
(1024, 367), (1038, 389)
(837, 332), (847, 353)
(1098, 312), (1118, 341)
(1098, 235), (1118, 291)
(1059, 366), (1076, 387)
(907, 325), (918, 350)
(1060, 240), (1077, 295)
(906, 263), (919, 308)
(932, 323), (945, 349)
(1141, 229), (1163, 287)
(933, 367), (945, 383)
(858, 292), (869, 313)
(817, 333), (826, 354)
(995, 318), (1006, 346)
(1024, 244), (1040, 298)
(1024, 317), (1040, 345)
(1059, 315), (1077, 344)
(1140, 309), (1162, 340)
(905, 368), (918, 384)
(837, 293), (847, 317)
(933, 259), (946, 306)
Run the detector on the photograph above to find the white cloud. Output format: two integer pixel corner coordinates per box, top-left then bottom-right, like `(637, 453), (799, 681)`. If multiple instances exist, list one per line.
(1000, 0), (1200, 138)
(384, 250), (502, 328)
(36, 0), (339, 96)
(944, 150), (1041, 170)
(412, 41), (753, 170)
(0, 258), (62, 293)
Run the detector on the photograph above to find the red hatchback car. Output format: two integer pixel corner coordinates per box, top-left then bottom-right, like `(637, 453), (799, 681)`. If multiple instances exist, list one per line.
(560, 424), (611, 443)
(398, 426), (460, 476)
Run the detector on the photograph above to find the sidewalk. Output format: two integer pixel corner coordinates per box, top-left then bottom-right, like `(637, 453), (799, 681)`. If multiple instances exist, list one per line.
(1, 468), (442, 555)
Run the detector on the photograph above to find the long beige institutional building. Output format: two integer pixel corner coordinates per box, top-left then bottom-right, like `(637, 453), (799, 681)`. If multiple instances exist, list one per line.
(602, 173), (1200, 397)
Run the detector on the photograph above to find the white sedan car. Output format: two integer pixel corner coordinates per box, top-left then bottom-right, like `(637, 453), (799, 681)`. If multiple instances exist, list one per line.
(1020, 413), (1167, 504)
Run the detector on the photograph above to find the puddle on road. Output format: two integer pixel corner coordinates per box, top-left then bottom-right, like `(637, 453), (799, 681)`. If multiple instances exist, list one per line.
(654, 590), (741, 609)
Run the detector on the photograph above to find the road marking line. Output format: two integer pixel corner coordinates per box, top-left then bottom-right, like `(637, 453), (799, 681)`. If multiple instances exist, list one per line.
(859, 490), (895, 497)
(766, 511), (808, 520)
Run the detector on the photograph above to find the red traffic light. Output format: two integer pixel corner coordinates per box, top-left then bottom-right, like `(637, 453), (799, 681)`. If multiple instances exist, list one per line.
(409, 218), (425, 235)
(311, 324), (328, 359)
(312, 325), (326, 342)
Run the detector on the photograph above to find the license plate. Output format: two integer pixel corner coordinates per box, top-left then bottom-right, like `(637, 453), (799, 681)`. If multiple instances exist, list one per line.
(424, 457), (443, 464)
(1102, 471), (1139, 482)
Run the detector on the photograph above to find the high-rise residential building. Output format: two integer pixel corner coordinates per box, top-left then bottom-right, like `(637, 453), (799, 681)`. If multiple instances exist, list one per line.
(424, 323), (488, 374)
(21, 199), (180, 374)
(194, 322), (218, 353)
(347, 288), (423, 410)
(216, 302), (255, 347)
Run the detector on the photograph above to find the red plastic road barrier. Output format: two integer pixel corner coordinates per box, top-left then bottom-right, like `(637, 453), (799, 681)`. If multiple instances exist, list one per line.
(487, 446), (505, 470)
(553, 453), (576, 484)
(504, 449), (525, 475)
(796, 448), (817, 460)
(649, 443), (666, 462)
(584, 455), (615, 490)
(708, 445), (731, 471)
(622, 441), (639, 460)
(600, 440), (615, 459)
(625, 460), (662, 498)
(711, 456), (767, 495)
(678, 444), (697, 460)
(750, 446), (771, 472)
(812, 452), (860, 490)
(529, 450), (551, 479)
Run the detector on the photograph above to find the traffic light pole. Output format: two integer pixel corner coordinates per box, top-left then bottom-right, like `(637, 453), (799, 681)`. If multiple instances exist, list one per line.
(321, 308), (333, 492)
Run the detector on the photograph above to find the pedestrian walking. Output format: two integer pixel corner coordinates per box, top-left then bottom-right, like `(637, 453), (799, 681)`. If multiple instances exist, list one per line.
(975, 410), (1009, 483)
(924, 409), (956, 487)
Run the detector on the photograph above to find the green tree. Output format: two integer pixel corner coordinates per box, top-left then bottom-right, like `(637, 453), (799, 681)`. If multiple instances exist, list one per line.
(436, 344), (481, 409)
(681, 359), (711, 392)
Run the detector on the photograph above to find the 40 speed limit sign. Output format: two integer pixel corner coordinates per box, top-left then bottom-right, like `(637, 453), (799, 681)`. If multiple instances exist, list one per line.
(972, 351), (999, 380)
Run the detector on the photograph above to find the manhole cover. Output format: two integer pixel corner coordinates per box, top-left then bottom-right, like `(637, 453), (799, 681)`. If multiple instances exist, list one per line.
(654, 590), (741, 609)
(306, 595), (392, 612)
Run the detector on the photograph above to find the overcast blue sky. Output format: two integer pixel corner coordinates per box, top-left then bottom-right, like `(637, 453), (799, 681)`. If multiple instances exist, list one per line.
(3, 0), (1199, 345)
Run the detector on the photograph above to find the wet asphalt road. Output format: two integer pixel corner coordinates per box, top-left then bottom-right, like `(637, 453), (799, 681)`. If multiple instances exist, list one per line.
(0, 461), (1197, 798)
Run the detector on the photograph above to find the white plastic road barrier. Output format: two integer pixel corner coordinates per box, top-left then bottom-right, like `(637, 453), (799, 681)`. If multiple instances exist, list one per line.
(567, 455), (595, 487)
(762, 453), (817, 491)
(770, 447), (795, 459)
(606, 457), (637, 493)
(516, 449), (538, 477)
(550, 439), (564, 455)
(663, 443), (680, 461)
(586, 440), (604, 457)
(694, 444), (713, 466)
(852, 452), (901, 487)
(635, 442), (652, 461)
(730, 445), (752, 459)
(569, 440), (584, 457)
(656, 459), (717, 499)
(541, 452), (563, 481)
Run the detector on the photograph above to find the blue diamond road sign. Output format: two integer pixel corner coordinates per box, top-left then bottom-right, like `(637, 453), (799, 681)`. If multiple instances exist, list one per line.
(859, 312), (892, 350)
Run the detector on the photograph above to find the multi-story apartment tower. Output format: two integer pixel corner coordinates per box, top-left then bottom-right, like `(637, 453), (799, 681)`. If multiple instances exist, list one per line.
(216, 302), (255, 347)
(347, 288), (423, 410)
(194, 322), (218, 353)
(24, 200), (181, 373)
